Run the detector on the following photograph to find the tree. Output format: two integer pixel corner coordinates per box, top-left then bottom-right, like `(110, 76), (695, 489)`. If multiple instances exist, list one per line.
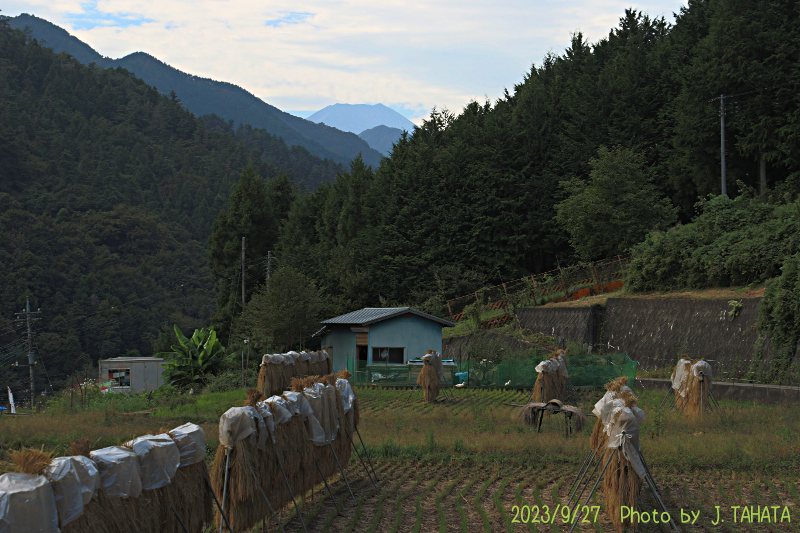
(555, 146), (678, 260)
(208, 163), (279, 341)
(238, 267), (322, 352)
(158, 325), (226, 390)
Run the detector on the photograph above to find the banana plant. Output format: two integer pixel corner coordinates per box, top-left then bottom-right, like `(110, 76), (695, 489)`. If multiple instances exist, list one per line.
(158, 325), (226, 390)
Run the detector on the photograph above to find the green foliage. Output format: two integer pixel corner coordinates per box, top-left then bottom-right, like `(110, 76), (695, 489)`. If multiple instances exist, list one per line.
(555, 146), (678, 260)
(627, 193), (800, 291)
(237, 267), (322, 352)
(157, 325), (226, 390)
(0, 23), (337, 393)
(756, 253), (800, 381)
(727, 299), (743, 320)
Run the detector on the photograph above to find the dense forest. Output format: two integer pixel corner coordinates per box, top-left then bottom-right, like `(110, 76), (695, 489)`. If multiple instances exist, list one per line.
(3, 0), (800, 395)
(0, 17), (342, 395)
(240, 0), (800, 324)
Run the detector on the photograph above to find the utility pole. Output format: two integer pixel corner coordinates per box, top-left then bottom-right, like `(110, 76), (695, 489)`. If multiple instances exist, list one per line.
(15, 297), (40, 411)
(241, 237), (246, 313)
(711, 94), (728, 196)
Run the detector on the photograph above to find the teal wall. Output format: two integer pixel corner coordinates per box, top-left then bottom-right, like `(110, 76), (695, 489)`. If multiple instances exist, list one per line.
(368, 315), (443, 364)
(321, 314), (445, 370)
(322, 327), (354, 372)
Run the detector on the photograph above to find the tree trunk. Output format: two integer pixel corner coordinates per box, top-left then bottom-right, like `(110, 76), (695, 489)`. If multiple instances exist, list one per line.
(760, 153), (767, 200)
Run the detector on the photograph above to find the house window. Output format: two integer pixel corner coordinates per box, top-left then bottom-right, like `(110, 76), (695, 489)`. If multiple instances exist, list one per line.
(108, 368), (131, 388)
(372, 347), (404, 364)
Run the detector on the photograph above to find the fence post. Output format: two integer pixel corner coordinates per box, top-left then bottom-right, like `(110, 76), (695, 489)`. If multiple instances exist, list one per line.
(446, 300), (453, 316)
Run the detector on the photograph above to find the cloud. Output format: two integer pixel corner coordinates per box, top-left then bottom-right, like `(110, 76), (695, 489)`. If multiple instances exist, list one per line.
(265, 11), (315, 28)
(64, 1), (154, 30)
(2, 0), (683, 125)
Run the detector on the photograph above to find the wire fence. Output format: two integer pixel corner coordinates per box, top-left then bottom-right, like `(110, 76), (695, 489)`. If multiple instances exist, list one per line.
(445, 256), (629, 320)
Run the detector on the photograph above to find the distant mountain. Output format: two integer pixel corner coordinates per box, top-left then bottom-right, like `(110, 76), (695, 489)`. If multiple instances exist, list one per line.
(358, 125), (405, 156)
(308, 103), (416, 134)
(9, 14), (383, 168)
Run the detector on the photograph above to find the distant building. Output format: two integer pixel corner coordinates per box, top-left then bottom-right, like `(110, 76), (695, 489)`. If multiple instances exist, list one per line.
(98, 357), (168, 393)
(319, 307), (456, 372)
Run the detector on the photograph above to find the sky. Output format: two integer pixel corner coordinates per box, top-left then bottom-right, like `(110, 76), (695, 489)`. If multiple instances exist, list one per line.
(4, 0), (685, 124)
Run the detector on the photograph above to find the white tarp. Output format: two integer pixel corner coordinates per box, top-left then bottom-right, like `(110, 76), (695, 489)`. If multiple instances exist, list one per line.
(128, 434), (180, 490)
(606, 406), (646, 478)
(169, 423), (206, 467)
(0, 473), (59, 533)
(535, 353), (568, 378)
(255, 401), (276, 443)
(45, 456), (99, 527)
(283, 391), (314, 419)
(671, 358), (691, 395)
(265, 396), (293, 424)
(89, 446), (143, 500)
(692, 360), (713, 379)
(335, 378), (355, 413)
(218, 407), (256, 450)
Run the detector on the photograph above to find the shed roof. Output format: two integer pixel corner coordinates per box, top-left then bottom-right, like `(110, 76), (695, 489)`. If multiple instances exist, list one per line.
(99, 357), (166, 363)
(321, 307), (456, 327)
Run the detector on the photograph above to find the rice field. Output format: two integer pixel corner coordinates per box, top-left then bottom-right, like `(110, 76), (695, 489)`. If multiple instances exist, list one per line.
(263, 386), (800, 533)
(1, 385), (798, 532)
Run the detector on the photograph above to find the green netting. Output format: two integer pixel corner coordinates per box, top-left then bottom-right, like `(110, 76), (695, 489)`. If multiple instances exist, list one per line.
(346, 353), (637, 389)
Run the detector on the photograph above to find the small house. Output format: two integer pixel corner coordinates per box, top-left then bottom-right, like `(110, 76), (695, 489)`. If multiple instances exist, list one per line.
(98, 357), (168, 393)
(319, 307), (456, 374)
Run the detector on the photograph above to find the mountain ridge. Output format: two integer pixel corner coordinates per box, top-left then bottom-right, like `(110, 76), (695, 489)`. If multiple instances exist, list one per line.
(8, 13), (384, 168)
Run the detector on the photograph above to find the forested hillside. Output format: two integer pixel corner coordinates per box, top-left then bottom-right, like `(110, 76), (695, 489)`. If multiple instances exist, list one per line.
(257, 1), (800, 323)
(8, 14), (385, 168)
(0, 18), (341, 393)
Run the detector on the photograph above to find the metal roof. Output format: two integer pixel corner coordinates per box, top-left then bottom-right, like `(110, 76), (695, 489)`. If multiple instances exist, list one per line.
(321, 307), (456, 327)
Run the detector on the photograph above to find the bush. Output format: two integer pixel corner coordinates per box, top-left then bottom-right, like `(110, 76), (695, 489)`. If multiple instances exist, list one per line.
(627, 192), (800, 292)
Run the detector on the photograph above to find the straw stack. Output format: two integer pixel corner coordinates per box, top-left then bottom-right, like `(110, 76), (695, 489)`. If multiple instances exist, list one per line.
(417, 350), (440, 402)
(589, 377), (632, 450)
(210, 372), (360, 533)
(531, 349), (569, 403)
(602, 390), (643, 532)
(682, 359), (712, 418)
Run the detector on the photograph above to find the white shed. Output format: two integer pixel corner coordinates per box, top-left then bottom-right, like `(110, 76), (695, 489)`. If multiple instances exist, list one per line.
(98, 357), (168, 393)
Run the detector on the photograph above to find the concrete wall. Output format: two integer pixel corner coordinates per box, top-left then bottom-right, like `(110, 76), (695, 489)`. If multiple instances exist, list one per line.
(516, 305), (603, 348)
(368, 315), (443, 363)
(603, 297), (772, 379)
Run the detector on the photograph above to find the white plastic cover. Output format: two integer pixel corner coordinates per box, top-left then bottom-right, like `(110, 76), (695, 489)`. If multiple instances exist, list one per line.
(218, 407), (257, 450)
(281, 353), (295, 365)
(298, 351), (312, 362)
(606, 406), (646, 478)
(276, 394), (300, 416)
(255, 401), (277, 443)
(89, 446), (143, 499)
(432, 351), (445, 380)
(671, 358), (691, 395)
(336, 378), (356, 413)
(169, 423), (207, 467)
(128, 434), (180, 490)
(283, 391), (314, 419)
(692, 360), (713, 379)
(319, 383), (340, 440)
(46, 456), (99, 527)
(321, 350), (330, 360)
(304, 414), (327, 445)
(265, 398), (292, 424)
(0, 473), (59, 533)
(307, 351), (319, 363)
(535, 355), (567, 377)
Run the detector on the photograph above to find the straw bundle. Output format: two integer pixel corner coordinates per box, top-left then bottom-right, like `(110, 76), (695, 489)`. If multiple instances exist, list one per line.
(602, 394), (642, 533)
(9, 447), (52, 475)
(589, 377), (631, 449)
(69, 439), (93, 458)
(682, 359), (712, 418)
(244, 388), (264, 407)
(531, 349), (569, 403)
(210, 438), (263, 533)
(167, 460), (213, 533)
(417, 352), (440, 403)
(61, 490), (114, 533)
(518, 400), (587, 433)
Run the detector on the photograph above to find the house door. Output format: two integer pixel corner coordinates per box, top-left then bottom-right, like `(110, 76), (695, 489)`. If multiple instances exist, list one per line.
(357, 345), (368, 362)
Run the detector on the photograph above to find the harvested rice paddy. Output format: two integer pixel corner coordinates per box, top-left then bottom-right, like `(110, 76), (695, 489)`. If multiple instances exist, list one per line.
(1, 386), (798, 532)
